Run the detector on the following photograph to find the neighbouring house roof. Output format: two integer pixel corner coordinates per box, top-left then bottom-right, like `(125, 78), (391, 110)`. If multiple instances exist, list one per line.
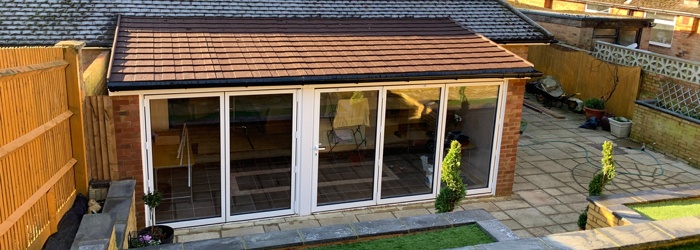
(0, 0), (553, 47)
(570, 0), (700, 16)
(107, 17), (537, 91)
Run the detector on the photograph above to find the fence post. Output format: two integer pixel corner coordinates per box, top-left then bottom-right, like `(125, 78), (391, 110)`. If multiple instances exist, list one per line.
(56, 41), (90, 196)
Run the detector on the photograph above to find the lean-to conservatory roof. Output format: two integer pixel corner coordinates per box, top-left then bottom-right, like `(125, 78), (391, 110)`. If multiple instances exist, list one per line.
(107, 17), (536, 91)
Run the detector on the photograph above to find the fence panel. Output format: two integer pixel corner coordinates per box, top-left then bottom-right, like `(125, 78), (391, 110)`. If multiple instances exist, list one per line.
(84, 95), (119, 181)
(0, 46), (82, 249)
(528, 44), (641, 118)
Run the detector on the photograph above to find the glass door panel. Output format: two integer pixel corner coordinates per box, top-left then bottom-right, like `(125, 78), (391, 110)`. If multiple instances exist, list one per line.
(381, 88), (441, 199)
(316, 90), (379, 206)
(443, 86), (500, 189)
(229, 94), (294, 215)
(149, 96), (222, 223)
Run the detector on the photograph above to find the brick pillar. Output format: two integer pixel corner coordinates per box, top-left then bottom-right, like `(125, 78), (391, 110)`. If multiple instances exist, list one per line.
(495, 79), (526, 197)
(112, 95), (146, 228)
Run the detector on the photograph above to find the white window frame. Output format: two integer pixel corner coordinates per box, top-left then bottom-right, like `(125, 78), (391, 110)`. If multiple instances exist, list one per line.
(645, 12), (676, 48)
(584, 4), (611, 14)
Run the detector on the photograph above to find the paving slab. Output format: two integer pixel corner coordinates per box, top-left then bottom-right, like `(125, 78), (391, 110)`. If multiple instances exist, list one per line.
(649, 216), (700, 239)
(352, 218), (409, 237)
(440, 209), (495, 225)
(356, 211), (396, 222)
(177, 232), (220, 243)
(278, 219), (321, 231)
(299, 224), (356, 244)
(492, 200), (530, 210)
(318, 215), (359, 226)
(471, 238), (550, 250)
(596, 222), (675, 247)
(540, 230), (617, 249)
(392, 208), (430, 218)
(517, 190), (561, 206)
(399, 213), (451, 231)
(221, 226), (265, 238)
(504, 208), (556, 228)
(476, 219), (519, 242)
(242, 230), (303, 249)
(180, 237), (245, 250)
(523, 174), (566, 188)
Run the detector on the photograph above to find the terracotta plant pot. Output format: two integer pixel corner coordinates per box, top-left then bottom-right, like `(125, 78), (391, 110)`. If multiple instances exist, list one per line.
(583, 107), (605, 121)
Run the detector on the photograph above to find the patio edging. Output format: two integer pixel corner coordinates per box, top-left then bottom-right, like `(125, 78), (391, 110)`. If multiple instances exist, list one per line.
(143, 209), (518, 249)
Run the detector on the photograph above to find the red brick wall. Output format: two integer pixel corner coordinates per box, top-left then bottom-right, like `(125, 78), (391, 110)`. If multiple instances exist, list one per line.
(112, 95), (146, 228)
(495, 79), (526, 197)
(502, 45), (530, 60)
(647, 16), (700, 62)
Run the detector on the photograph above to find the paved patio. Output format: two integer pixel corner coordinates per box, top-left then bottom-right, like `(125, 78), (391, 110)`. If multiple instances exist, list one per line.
(173, 101), (700, 243)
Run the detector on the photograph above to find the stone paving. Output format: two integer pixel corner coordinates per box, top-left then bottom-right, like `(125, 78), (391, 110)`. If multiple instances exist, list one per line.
(173, 103), (700, 244)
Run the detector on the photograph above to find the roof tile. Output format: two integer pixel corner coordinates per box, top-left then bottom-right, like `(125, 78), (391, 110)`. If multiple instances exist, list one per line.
(109, 17), (533, 88)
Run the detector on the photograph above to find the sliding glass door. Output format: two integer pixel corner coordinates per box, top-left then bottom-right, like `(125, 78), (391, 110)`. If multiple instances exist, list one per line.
(379, 87), (442, 202)
(146, 94), (225, 227)
(226, 91), (297, 221)
(313, 89), (380, 210)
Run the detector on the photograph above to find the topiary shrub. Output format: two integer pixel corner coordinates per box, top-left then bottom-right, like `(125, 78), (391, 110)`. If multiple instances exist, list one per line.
(435, 140), (466, 213)
(580, 141), (617, 229)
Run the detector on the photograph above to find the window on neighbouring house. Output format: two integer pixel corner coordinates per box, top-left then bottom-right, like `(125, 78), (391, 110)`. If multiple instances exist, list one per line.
(646, 12), (676, 47)
(585, 4), (610, 14)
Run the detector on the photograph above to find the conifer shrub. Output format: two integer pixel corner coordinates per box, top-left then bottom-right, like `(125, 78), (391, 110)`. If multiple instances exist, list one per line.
(435, 141), (466, 213)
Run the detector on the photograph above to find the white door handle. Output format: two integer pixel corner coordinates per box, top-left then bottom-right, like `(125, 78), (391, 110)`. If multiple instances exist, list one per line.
(315, 144), (326, 151)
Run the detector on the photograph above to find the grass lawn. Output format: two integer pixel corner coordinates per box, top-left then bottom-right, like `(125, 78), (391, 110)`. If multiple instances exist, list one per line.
(628, 198), (700, 220)
(310, 224), (493, 250)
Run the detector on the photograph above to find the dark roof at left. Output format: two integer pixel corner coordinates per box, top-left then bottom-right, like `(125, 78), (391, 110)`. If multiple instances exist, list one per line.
(0, 0), (553, 46)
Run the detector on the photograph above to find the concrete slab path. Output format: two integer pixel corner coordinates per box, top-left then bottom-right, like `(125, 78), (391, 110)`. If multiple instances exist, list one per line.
(173, 103), (700, 243)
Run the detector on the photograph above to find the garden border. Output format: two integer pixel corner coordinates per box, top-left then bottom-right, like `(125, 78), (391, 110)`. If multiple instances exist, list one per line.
(144, 209), (517, 249)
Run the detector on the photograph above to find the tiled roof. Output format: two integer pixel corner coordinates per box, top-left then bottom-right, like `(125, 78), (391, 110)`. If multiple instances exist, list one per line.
(107, 17), (535, 91)
(574, 0), (700, 15)
(0, 0), (552, 46)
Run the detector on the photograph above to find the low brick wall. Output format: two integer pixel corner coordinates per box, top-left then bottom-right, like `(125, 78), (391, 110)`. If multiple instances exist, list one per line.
(585, 203), (629, 229)
(585, 185), (700, 230)
(631, 100), (700, 168)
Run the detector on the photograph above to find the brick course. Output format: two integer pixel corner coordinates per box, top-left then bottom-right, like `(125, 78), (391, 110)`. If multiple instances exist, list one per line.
(112, 95), (146, 228)
(630, 103), (700, 168)
(496, 79), (526, 197)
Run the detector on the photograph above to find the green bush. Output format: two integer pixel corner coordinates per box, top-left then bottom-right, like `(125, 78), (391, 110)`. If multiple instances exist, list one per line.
(435, 141), (466, 213)
(583, 98), (605, 110)
(580, 141), (617, 229)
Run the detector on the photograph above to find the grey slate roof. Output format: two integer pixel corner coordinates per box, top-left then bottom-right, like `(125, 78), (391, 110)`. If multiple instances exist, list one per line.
(0, 0), (553, 47)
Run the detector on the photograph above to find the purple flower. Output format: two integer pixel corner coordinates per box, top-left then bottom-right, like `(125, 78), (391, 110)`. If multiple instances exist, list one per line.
(141, 235), (152, 242)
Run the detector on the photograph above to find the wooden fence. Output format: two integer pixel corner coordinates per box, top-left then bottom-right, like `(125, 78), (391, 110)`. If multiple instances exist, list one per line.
(528, 44), (642, 118)
(0, 44), (87, 249)
(84, 96), (119, 181)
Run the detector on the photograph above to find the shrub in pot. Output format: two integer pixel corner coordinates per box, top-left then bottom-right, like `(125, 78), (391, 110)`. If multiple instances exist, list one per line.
(583, 98), (605, 121)
(578, 141), (616, 230)
(129, 190), (174, 248)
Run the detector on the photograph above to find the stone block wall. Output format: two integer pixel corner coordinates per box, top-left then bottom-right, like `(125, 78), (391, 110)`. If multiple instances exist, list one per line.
(630, 102), (700, 168)
(496, 79), (526, 197)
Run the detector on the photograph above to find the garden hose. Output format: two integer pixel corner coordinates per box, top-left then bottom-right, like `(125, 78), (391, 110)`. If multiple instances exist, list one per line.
(518, 140), (664, 177)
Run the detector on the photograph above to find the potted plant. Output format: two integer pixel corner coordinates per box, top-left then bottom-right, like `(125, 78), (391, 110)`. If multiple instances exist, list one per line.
(583, 98), (605, 121)
(609, 117), (632, 138)
(130, 190), (173, 248)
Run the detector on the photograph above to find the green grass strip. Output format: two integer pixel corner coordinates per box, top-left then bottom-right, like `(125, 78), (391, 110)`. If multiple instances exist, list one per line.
(310, 224), (493, 250)
(628, 198), (700, 221)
